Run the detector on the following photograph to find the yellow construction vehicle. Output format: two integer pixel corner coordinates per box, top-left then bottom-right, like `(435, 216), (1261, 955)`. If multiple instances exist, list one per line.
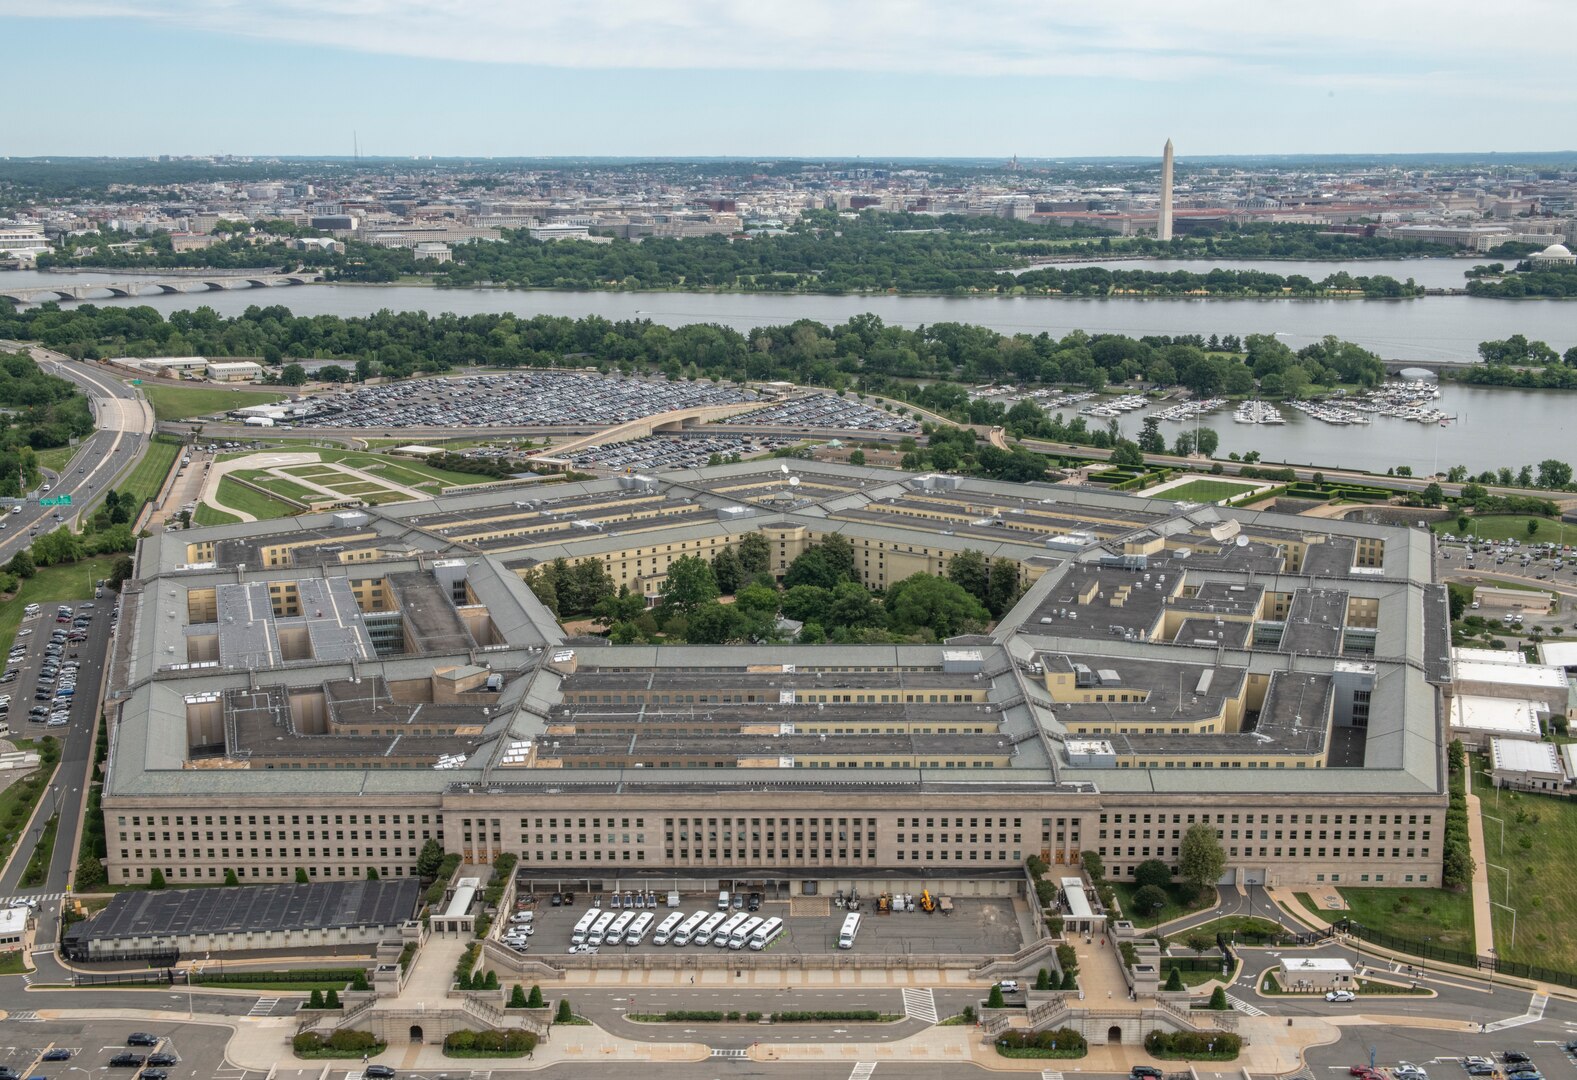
(878, 892), (893, 913)
(919, 889), (936, 912)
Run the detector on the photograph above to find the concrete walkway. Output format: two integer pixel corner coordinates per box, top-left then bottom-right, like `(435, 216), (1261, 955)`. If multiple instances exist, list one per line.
(1465, 790), (1497, 960)
(200, 451), (322, 522)
(1068, 931), (1133, 1004)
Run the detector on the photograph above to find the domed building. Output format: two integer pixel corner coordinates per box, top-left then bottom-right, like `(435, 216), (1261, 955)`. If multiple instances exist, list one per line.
(1530, 242), (1576, 266)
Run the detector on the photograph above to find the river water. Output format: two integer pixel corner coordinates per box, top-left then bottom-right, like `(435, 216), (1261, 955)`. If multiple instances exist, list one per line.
(4, 260), (1573, 474)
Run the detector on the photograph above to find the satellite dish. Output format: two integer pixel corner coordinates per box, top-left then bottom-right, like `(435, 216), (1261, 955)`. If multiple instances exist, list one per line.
(780, 463), (790, 475)
(789, 476), (800, 487)
(1236, 536), (1249, 547)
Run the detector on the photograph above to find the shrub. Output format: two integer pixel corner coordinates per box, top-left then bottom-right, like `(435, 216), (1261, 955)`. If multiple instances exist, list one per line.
(1055, 943), (1079, 974)
(1208, 986), (1230, 1010)
(996, 1027), (1088, 1058)
(987, 985), (1006, 1009)
(443, 1029), (537, 1057)
(528, 984), (544, 1008)
(556, 999), (573, 1024)
(1145, 1030), (1241, 1059)
(1164, 967), (1185, 992)
(292, 1030), (386, 1059)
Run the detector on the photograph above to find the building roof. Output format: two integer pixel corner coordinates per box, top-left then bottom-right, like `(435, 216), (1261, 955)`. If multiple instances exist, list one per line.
(1489, 737), (1563, 778)
(67, 879), (420, 943)
(1450, 695), (1543, 739)
(1537, 641), (1577, 669)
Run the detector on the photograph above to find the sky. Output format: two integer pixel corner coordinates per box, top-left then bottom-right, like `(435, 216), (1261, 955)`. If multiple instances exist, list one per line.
(2, 0), (1574, 158)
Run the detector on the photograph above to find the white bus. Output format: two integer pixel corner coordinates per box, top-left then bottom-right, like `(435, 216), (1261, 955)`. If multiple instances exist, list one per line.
(625, 911), (655, 945)
(671, 911), (708, 946)
(652, 911), (685, 945)
(570, 909), (599, 945)
(692, 911), (728, 946)
(728, 915), (763, 950)
(713, 912), (749, 948)
(586, 910), (616, 946)
(748, 916), (785, 951)
(837, 912), (861, 949)
(605, 911), (635, 944)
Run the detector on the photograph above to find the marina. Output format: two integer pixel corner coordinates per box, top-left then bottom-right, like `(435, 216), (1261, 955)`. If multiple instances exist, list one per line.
(1233, 400), (1286, 424)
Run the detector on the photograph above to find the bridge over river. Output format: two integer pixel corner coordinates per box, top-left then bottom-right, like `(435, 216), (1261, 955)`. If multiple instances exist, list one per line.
(0, 272), (321, 304)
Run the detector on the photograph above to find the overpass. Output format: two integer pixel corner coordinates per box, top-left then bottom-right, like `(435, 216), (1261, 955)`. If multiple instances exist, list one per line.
(0, 272), (322, 305)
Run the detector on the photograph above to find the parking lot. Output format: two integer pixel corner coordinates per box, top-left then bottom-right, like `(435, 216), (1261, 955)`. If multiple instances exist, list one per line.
(499, 892), (1025, 959)
(727, 395), (919, 433)
(0, 1025), (203, 1080)
(1, 594), (111, 738)
(287, 372), (755, 429)
(567, 432), (794, 472)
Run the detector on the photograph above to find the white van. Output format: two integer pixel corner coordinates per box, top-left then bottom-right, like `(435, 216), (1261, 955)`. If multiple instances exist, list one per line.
(717, 890), (730, 910)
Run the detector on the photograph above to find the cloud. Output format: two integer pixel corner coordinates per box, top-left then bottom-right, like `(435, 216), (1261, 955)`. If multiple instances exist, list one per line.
(4, 0), (1574, 99)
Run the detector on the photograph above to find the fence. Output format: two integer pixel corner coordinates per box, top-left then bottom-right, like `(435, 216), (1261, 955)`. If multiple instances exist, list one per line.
(1339, 918), (1577, 989)
(72, 967), (183, 987)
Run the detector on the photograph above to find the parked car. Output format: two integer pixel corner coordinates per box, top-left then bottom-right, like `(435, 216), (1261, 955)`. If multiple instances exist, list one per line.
(126, 1033), (159, 1047)
(1325, 989), (1356, 1002)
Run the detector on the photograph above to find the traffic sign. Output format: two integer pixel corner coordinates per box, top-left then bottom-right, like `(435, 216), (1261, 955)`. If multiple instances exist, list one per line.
(39, 495), (71, 507)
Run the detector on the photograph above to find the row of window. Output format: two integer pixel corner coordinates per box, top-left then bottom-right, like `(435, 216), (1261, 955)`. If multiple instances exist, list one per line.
(120, 813), (433, 827)
(1099, 811), (1432, 826)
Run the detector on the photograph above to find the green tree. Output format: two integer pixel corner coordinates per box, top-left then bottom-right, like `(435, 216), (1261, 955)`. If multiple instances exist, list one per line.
(658, 554), (719, 618)
(224, 868), (239, 886)
(1059, 969), (1076, 990)
(1458, 515), (1471, 533)
(1178, 823), (1227, 898)
(884, 573), (990, 638)
(711, 546), (745, 594)
(945, 550), (990, 605)
(148, 868), (166, 890)
(1528, 518), (1540, 538)
(1109, 440), (1144, 467)
(1422, 482), (1444, 505)
(295, 867), (309, 884)
(737, 532), (772, 577)
(1133, 858), (1171, 890)
(416, 838), (445, 879)
(279, 362), (308, 385)
(366, 866), (379, 880)
(325, 988), (340, 1009)
(1195, 426), (1220, 458)
(1538, 459), (1573, 489)
(1132, 884), (1169, 920)
(987, 985), (1006, 1009)
(309, 988), (325, 1009)
(1208, 986), (1230, 1010)
(509, 984), (529, 1009)
(555, 999), (573, 1024)
(1164, 967), (1185, 992)
(528, 984), (545, 1008)
(848, 449), (866, 466)
(1137, 417), (1166, 455)
(483, 970), (500, 990)
(6, 549), (36, 578)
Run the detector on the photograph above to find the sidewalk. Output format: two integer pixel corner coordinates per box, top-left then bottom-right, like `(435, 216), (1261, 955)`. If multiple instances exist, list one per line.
(1465, 791), (1496, 960)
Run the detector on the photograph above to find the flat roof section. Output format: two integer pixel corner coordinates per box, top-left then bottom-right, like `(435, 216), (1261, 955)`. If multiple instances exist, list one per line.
(69, 879), (420, 943)
(1279, 588), (1349, 656)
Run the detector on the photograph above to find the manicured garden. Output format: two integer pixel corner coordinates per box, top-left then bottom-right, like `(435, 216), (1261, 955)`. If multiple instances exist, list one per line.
(1155, 478), (1261, 503)
(210, 477), (297, 520)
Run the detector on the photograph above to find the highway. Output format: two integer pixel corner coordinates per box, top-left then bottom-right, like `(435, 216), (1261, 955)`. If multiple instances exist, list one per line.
(0, 342), (155, 564)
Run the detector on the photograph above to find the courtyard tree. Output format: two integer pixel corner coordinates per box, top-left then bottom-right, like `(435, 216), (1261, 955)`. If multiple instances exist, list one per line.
(1179, 823), (1227, 899)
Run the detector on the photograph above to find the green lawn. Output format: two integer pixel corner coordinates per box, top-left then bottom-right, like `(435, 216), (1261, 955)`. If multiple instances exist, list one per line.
(315, 449), (489, 489)
(140, 383), (286, 423)
(1155, 479), (1261, 503)
(116, 438), (180, 510)
(0, 950), (27, 975)
(210, 477), (297, 521)
(233, 471), (321, 503)
(192, 503), (240, 526)
(33, 445), (80, 474)
(1435, 515), (1567, 542)
(1327, 887), (1476, 954)
(1471, 758), (1577, 970)
(1110, 881), (1213, 928)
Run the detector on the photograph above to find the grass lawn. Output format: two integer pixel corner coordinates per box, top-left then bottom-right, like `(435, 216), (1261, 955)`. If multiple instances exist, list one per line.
(116, 438), (180, 510)
(1110, 881), (1213, 928)
(1334, 887), (1476, 954)
(33, 445), (80, 474)
(1155, 478), (1260, 503)
(1470, 758), (1577, 969)
(1471, 577), (1554, 596)
(210, 477), (297, 521)
(140, 383), (286, 423)
(316, 449), (488, 488)
(192, 503), (240, 526)
(0, 737), (63, 877)
(361, 491), (412, 505)
(1, 557), (120, 658)
(0, 950), (28, 975)
(1436, 515), (1565, 543)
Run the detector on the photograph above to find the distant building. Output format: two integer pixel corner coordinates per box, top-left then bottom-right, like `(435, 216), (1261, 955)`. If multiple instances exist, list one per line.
(207, 360), (263, 383)
(293, 236), (344, 255)
(125, 356), (209, 378)
(413, 242), (452, 263)
(527, 224), (591, 242)
(169, 233), (220, 252)
(0, 226), (49, 256)
(1530, 242), (1575, 266)
(1158, 138), (1175, 241)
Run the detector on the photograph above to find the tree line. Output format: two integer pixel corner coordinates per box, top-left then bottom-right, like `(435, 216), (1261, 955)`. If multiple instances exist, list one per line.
(0, 350), (95, 498)
(1464, 260), (1577, 298)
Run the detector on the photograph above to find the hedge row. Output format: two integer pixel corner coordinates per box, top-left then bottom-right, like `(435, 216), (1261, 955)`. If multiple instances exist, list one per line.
(203, 967), (366, 987)
(422, 853), (463, 906)
(996, 1027), (1088, 1058)
(1442, 740), (1474, 889)
(293, 1030), (385, 1059)
(1145, 1030), (1241, 1059)
(443, 1029), (537, 1057)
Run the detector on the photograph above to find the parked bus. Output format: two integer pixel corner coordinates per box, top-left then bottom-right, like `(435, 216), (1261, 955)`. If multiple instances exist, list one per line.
(652, 911), (685, 945)
(692, 911), (728, 946)
(571, 909), (599, 945)
(586, 910), (616, 946)
(625, 911), (655, 945)
(837, 912), (861, 949)
(748, 916), (785, 951)
(713, 912), (749, 948)
(671, 911), (708, 946)
(605, 911), (635, 944)
(728, 915), (763, 950)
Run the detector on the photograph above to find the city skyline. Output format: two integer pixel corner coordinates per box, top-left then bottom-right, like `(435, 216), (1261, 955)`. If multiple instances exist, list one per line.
(2, 0), (1575, 157)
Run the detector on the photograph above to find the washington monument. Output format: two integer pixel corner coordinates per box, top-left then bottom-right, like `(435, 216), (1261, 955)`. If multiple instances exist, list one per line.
(1158, 138), (1175, 241)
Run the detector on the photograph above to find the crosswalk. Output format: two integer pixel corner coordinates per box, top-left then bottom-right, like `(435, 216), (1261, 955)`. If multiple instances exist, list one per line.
(1042, 1070), (1066, 1080)
(1485, 991), (1548, 1032)
(849, 1065), (878, 1080)
(710, 1048), (750, 1058)
(901, 987), (939, 1024)
(247, 997), (279, 1017)
(0, 893), (64, 907)
(10, 1010), (40, 1022)
(1227, 994), (1267, 1017)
